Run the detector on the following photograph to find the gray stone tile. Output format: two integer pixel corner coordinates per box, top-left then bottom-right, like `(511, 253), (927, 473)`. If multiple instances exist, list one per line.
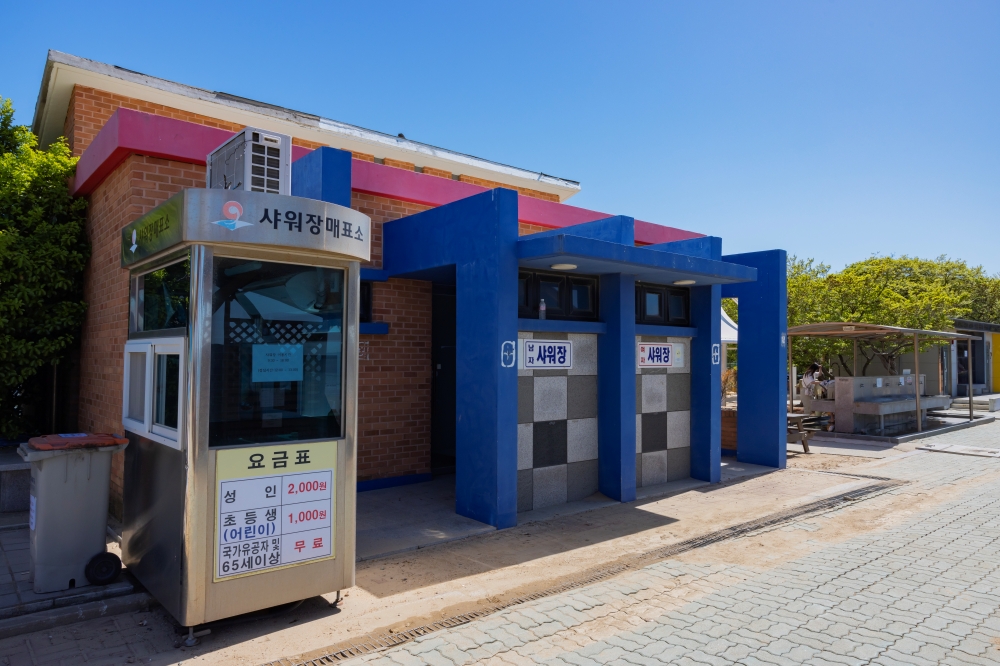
(518, 376), (533, 423)
(517, 469), (533, 512)
(641, 374), (667, 413)
(642, 412), (669, 452)
(668, 410), (691, 449)
(668, 338), (690, 373)
(533, 464), (567, 509)
(667, 447), (691, 481)
(668, 373), (691, 411)
(636, 414), (643, 453)
(533, 420), (567, 468)
(568, 334), (597, 376)
(641, 450), (669, 486)
(567, 460), (599, 502)
(567, 418), (598, 462)
(636, 373), (643, 413)
(534, 368), (569, 377)
(636, 453), (642, 487)
(517, 423), (533, 471)
(534, 376), (567, 421)
(567, 375), (598, 420)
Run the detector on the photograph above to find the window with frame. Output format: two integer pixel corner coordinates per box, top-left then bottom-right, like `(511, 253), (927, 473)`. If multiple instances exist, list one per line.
(130, 258), (191, 334)
(636, 283), (690, 326)
(122, 338), (185, 449)
(209, 258), (345, 447)
(518, 270), (599, 321)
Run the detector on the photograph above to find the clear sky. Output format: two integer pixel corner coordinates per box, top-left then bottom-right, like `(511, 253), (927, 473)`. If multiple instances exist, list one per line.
(2, 1), (998, 273)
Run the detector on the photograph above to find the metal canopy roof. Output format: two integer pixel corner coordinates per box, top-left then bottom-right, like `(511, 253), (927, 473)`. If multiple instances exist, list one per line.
(517, 234), (757, 287)
(787, 322), (976, 342)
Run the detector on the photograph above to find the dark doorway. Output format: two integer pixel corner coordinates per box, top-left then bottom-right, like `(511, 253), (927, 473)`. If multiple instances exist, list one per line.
(957, 339), (985, 388)
(431, 284), (457, 474)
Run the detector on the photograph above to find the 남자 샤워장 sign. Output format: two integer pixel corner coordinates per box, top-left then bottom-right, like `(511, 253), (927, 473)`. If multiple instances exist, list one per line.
(121, 188), (371, 266)
(519, 339), (573, 370)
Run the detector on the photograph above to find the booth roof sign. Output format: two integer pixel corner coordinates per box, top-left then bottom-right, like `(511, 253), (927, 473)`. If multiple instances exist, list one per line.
(121, 188), (371, 266)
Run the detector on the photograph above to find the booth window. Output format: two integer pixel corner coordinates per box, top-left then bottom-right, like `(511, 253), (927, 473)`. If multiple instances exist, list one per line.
(130, 257), (190, 333)
(636, 283), (690, 326)
(122, 338), (184, 449)
(518, 270), (599, 321)
(209, 258), (345, 447)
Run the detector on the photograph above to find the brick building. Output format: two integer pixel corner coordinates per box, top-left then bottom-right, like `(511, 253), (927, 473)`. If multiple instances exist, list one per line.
(30, 50), (788, 531)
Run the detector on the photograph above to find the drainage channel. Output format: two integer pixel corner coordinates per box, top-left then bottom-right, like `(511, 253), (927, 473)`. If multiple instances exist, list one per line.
(263, 477), (904, 666)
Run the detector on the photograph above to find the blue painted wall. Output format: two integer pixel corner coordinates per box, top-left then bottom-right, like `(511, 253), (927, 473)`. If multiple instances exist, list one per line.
(597, 272), (637, 502)
(721, 250), (788, 469)
(384, 189), (520, 528)
(689, 284), (722, 482)
(528, 216), (635, 246)
(291, 147), (353, 208)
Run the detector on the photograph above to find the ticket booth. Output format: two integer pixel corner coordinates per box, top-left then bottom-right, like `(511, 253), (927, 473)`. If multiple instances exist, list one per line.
(119, 187), (369, 628)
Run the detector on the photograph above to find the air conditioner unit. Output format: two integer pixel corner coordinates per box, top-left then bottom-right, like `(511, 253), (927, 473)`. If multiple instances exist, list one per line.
(206, 128), (292, 195)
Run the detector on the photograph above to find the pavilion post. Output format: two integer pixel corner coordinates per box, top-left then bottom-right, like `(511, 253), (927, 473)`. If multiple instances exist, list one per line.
(913, 333), (921, 432)
(788, 335), (793, 412)
(969, 338), (974, 422)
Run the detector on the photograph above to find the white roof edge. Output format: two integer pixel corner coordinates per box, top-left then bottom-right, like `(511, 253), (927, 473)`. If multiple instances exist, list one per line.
(32, 50), (582, 201)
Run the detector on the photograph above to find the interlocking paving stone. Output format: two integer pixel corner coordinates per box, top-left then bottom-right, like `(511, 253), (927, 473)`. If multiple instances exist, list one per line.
(348, 422), (1000, 665)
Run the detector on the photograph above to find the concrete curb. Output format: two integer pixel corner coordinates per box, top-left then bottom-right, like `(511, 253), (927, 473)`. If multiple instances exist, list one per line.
(0, 592), (158, 640)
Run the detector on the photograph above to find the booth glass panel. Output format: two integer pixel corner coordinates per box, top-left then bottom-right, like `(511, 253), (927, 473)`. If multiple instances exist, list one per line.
(154, 353), (180, 429)
(127, 352), (147, 422)
(139, 259), (191, 332)
(209, 258), (345, 447)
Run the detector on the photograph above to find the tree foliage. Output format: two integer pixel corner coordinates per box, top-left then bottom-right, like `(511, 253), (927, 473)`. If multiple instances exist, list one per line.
(0, 98), (88, 438)
(787, 254), (1000, 376)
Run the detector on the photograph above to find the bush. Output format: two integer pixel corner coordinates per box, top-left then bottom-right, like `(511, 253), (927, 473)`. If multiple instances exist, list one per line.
(0, 98), (88, 438)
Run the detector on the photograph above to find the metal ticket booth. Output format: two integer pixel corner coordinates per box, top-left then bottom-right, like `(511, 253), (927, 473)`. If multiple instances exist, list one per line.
(118, 187), (369, 628)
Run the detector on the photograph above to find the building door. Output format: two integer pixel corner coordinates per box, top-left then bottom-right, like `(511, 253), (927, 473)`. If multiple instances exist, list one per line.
(431, 284), (457, 474)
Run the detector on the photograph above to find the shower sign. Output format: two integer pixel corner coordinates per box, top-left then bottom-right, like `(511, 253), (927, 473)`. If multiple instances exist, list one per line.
(519, 339), (572, 370)
(252, 344), (303, 382)
(214, 442), (336, 581)
(637, 342), (674, 368)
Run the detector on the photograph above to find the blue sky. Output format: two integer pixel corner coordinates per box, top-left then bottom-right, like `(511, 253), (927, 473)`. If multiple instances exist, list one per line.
(3, 1), (998, 272)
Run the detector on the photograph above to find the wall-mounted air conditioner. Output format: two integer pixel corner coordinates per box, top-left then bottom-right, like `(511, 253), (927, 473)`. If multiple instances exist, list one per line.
(206, 127), (292, 195)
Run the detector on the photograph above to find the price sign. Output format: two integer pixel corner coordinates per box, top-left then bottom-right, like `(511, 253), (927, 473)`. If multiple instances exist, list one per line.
(215, 442), (336, 580)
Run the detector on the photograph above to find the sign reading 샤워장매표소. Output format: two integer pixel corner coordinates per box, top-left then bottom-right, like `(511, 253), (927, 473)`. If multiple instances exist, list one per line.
(215, 442), (336, 581)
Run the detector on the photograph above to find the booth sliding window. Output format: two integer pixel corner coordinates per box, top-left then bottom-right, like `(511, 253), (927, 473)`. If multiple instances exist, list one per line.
(635, 283), (690, 326)
(129, 258), (190, 334)
(209, 258), (345, 447)
(122, 339), (185, 449)
(518, 270), (599, 321)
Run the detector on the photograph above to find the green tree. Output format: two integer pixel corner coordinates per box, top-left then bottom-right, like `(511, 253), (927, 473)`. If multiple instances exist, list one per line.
(0, 98), (88, 438)
(786, 255), (995, 377)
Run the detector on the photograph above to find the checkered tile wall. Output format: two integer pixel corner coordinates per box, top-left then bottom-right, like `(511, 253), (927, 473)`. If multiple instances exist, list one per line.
(516, 332), (599, 512)
(636, 336), (692, 488)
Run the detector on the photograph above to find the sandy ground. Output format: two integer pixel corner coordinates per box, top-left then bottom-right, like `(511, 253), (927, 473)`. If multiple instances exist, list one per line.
(4, 447), (984, 665)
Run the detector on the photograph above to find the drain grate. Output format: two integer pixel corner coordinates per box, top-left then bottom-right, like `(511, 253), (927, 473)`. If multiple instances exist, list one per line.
(262, 479), (903, 666)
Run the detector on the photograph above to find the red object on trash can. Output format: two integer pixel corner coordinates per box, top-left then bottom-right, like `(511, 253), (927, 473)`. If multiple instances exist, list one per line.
(27, 433), (128, 451)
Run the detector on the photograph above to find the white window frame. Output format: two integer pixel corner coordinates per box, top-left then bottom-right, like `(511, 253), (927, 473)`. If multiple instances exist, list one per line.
(123, 337), (185, 450)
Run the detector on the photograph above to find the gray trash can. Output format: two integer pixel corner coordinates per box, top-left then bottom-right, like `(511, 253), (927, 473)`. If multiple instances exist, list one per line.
(19, 433), (128, 593)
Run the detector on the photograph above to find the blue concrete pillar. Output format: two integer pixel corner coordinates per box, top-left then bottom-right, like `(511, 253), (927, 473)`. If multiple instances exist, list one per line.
(721, 250), (788, 469)
(690, 284), (722, 482)
(597, 273), (637, 502)
(291, 146), (353, 207)
(383, 189), (520, 528)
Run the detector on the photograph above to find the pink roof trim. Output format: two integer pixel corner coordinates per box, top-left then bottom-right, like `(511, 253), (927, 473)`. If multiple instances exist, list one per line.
(72, 109), (702, 244)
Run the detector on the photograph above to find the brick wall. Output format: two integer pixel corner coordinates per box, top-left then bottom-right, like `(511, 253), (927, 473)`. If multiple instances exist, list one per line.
(80, 155), (201, 516)
(358, 279), (432, 481)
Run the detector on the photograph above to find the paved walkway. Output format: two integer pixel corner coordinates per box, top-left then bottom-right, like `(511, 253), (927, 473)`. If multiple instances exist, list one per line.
(347, 425), (1000, 666)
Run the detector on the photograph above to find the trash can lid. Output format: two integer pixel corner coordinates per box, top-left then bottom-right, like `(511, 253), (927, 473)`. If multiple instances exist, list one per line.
(27, 433), (129, 451)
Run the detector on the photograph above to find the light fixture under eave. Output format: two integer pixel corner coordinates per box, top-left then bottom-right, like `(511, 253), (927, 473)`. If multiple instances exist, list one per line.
(550, 263), (577, 271)
(673, 279), (696, 286)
